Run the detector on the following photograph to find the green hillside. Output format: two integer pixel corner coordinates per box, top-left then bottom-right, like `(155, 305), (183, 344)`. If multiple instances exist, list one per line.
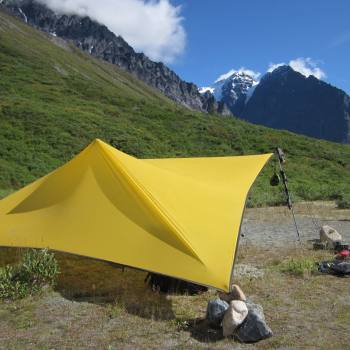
(0, 10), (349, 206)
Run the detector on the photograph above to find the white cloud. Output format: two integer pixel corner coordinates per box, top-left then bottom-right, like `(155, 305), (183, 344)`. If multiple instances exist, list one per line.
(267, 62), (285, 72)
(199, 86), (214, 94)
(215, 67), (261, 82)
(268, 57), (326, 80)
(36, 0), (186, 63)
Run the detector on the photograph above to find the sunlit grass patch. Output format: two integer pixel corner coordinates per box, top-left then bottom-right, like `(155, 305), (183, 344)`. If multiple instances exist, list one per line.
(277, 256), (319, 276)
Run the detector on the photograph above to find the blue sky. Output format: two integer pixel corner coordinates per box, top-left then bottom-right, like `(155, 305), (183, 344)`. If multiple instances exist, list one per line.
(168, 0), (350, 93)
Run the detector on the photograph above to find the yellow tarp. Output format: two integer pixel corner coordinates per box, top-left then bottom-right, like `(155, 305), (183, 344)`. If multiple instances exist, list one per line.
(0, 139), (272, 291)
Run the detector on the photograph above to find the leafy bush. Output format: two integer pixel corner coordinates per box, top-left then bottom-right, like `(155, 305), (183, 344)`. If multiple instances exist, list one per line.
(0, 249), (59, 300)
(278, 256), (318, 276)
(0, 266), (29, 300)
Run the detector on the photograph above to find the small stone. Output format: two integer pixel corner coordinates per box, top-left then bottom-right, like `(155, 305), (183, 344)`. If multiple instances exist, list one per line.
(219, 284), (246, 302)
(206, 299), (229, 328)
(320, 225), (342, 248)
(222, 300), (248, 337)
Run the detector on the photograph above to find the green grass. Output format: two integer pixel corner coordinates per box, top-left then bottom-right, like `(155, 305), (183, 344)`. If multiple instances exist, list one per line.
(277, 256), (319, 276)
(0, 10), (349, 206)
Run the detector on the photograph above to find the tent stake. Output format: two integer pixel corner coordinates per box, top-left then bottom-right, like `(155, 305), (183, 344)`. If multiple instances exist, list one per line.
(276, 148), (301, 243)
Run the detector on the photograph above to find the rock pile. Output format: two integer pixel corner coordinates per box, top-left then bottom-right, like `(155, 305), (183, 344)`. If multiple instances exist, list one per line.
(206, 284), (272, 343)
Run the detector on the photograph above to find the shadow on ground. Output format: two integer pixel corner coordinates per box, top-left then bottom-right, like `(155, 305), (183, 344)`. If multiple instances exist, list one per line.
(185, 318), (224, 343)
(54, 253), (176, 320)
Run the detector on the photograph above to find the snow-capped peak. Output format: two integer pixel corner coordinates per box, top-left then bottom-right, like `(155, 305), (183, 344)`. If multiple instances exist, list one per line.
(199, 70), (259, 103)
(215, 68), (261, 83)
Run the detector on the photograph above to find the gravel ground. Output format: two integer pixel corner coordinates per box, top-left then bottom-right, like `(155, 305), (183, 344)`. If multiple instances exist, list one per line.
(241, 202), (350, 247)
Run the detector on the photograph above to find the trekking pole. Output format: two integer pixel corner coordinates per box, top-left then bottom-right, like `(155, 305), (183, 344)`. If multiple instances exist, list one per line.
(275, 148), (301, 243)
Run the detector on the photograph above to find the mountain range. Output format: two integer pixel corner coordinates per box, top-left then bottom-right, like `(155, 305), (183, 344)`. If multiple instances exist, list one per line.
(1, 0), (350, 145)
(201, 67), (350, 144)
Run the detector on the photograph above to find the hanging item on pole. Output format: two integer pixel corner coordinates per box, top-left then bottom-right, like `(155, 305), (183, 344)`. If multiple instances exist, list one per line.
(269, 172), (280, 186)
(275, 147), (301, 242)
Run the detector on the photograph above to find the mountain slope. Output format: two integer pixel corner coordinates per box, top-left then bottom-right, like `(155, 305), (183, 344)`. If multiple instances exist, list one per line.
(0, 9), (349, 206)
(1, 0), (215, 112)
(243, 66), (350, 144)
(202, 67), (350, 144)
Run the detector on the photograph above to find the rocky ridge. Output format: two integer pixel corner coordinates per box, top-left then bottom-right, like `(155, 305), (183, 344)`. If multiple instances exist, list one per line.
(1, 0), (222, 113)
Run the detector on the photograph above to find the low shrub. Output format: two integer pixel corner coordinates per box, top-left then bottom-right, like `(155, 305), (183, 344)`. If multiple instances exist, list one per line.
(278, 256), (318, 276)
(0, 249), (59, 300)
(336, 193), (350, 209)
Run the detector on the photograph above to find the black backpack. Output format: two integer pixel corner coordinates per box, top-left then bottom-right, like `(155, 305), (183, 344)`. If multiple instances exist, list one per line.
(145, 273), (208, 294)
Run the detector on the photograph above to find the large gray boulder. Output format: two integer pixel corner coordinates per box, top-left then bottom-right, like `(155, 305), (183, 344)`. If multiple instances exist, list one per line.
(206, 299), (229, 327)
(234, 299), (273, 343)
(320, 225), (342, 248)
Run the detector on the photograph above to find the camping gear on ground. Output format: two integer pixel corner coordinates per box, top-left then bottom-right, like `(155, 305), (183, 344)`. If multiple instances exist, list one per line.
(319, 261), (333, 273)
(331, 261), (350, 276)
(334, 241), (349, 253)
(0, 139), (272, 292)
(337, 250), (350, 259)
(319, 260), (350, 277)
(145, 273), (207, 294)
